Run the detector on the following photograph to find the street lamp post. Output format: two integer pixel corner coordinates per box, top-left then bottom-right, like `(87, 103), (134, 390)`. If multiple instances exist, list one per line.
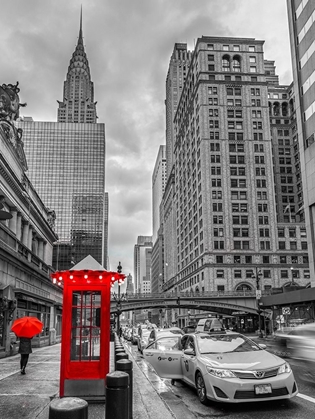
(252, 267), (263, 338)
(116, 261), (123, 335)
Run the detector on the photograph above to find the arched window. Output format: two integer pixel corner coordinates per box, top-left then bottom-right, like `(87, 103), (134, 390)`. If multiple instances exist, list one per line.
(273, 102), (280, 116)
(282, 102), (288, 117)
(222, 55), (230, 72)
(232, 55), (241, 72)
(236, 283), (253, 291)
(289, 98), (294, 114)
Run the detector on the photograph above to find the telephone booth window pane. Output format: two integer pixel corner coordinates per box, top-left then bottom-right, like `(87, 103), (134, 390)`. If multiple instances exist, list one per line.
(70, 291), (101, 361)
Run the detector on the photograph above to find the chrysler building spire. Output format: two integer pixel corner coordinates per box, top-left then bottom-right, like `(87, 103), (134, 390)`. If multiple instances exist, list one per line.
(57, 8), (97, 123)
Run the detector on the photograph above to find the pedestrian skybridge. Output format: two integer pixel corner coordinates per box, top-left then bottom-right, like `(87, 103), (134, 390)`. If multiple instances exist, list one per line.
(110, 290), (267, 317)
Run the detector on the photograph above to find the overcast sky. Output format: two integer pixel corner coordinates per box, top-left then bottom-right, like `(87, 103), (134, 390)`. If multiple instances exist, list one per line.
(1, 0), (293, 291)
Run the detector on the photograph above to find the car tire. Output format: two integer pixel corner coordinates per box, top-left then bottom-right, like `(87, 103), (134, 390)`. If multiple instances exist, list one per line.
(195, 372), (209, 405)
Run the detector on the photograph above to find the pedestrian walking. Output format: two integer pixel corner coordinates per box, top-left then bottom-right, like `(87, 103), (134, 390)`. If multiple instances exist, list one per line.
(18, 336), (33, 375)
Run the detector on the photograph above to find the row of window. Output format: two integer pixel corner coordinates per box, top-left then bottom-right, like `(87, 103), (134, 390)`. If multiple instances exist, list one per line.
(214, 269), (310, 279)
(215, 254), (308, 264)
(207, 44), (257, 53)
(213, 240), (307, 251)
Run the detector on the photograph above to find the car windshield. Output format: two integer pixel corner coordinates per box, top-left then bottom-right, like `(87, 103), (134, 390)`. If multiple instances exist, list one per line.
(146, 336), (180, 351)
(197, 334), (262, 354)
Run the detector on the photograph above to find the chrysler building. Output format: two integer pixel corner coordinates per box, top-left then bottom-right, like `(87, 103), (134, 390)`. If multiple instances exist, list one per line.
(57, 9), (97, 123)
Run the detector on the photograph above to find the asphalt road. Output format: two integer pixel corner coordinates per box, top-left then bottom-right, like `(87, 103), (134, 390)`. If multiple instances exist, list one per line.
(123, 338), (315, 419)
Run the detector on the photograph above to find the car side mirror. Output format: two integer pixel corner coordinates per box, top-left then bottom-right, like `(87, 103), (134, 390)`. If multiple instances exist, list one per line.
(258, 343), (267, 350)
(184, 348), (195, 356)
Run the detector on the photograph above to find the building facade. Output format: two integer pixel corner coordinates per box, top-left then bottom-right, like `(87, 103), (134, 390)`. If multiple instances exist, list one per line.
(0, 83), (62, 357)
(161, 36), (310, 327)
(152, 145), (166, 244)
(18, 120), (107, 270)
(287, 0), (315, 286)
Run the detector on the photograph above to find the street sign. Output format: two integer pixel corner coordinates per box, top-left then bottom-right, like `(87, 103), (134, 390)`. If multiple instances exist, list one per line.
(256, 290), (262, 299)
(282, 307), (290, 315)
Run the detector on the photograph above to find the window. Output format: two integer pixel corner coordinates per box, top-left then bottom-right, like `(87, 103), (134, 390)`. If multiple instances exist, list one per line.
(232, 56), (241, 72)
(207, 44), (214, 50)
(278, 228), (285, 237)
(234, 256), (241, 263)
(245, 256), (252, 264)
(223, 45), (229, 51)
(279, 241), (286, 250)
(289, 228), (296, 238)
(208, 54), (214, 61)
(250, 66), (257, 73)
(208, 87), (218, 95)
(213, 227), (224, 237)
(209, 120), (219, 129)
(216, 255), (223, 263)
(211, 167), (221, 175)
(263, 255), (270, 264)
(249, 46), (256, 52)
(213, 215), (223, 224)
(214, 241), (224, 249)
(213, 203), (223, 211)
(249, 56), (256, 63)
(280, 270), (288, 279)
(217, 285), (225, 292)
(222, 55), (230, 71)
(216, 269), (224, 278)
(208, 64), (215, 71)
(234, 270), (242, 278)
(210, 143), (220, 151)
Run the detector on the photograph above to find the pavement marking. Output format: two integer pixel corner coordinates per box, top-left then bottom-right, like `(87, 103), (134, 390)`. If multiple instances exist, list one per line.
(297, 393), (315, 404)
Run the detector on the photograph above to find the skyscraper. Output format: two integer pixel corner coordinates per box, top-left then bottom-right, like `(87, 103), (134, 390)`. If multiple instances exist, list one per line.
(162, 36), (310, 302)
(286, 0), (315, 286)
(18, 12), (107, 270)
(133, 235), (152, 294)
(57, 9), (97, 124)
(152, 145), (166, 244)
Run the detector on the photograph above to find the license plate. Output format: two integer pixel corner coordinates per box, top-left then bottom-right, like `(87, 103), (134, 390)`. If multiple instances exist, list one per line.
(255, 384), (272, 394)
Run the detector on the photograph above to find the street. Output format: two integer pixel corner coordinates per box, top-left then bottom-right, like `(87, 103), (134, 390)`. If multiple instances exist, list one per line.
(123, 339), (315, 419)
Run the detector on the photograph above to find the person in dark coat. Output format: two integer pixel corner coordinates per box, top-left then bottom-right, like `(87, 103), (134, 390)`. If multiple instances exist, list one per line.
(18, 337), (32, 374)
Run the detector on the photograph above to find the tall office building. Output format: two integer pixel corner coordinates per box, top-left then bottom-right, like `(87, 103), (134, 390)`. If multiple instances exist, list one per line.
(287, 0), (315, 286)
(152, 145), (166, 243)
(134, 235), (152, 294)
(162, 36), (310, 299)
(57, 10), (97, 124)
(18, 13), (107, 270)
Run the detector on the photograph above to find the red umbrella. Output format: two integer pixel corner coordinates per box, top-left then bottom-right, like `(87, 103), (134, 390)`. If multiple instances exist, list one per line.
(11, 316), (43, 338)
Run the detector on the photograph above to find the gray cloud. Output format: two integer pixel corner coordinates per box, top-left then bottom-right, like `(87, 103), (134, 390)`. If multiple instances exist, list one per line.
(0, 0), (292, 277)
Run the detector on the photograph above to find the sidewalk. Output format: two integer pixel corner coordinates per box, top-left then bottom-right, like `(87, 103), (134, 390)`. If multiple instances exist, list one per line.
(0, 341), (174, 419)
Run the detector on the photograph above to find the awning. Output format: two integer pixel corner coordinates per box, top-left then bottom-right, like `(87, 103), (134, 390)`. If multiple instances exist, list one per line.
(15, 291), (55, 306)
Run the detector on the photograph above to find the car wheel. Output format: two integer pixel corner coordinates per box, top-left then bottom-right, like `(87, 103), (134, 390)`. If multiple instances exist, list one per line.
(195, 372), (208, 405)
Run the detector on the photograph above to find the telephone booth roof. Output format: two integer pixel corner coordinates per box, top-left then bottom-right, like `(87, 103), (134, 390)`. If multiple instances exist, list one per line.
(50, 255), (125, 287)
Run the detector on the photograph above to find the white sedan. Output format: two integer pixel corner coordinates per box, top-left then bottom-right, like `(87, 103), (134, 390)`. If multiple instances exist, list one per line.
(143, 331), (298, 405)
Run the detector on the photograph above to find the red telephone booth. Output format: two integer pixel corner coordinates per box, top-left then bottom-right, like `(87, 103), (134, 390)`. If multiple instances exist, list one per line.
(51, 255), (125, 401)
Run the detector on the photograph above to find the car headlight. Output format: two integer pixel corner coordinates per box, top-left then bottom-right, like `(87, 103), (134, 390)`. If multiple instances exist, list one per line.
(278, 362), (291, 375)
(206, 366), (236, 378)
